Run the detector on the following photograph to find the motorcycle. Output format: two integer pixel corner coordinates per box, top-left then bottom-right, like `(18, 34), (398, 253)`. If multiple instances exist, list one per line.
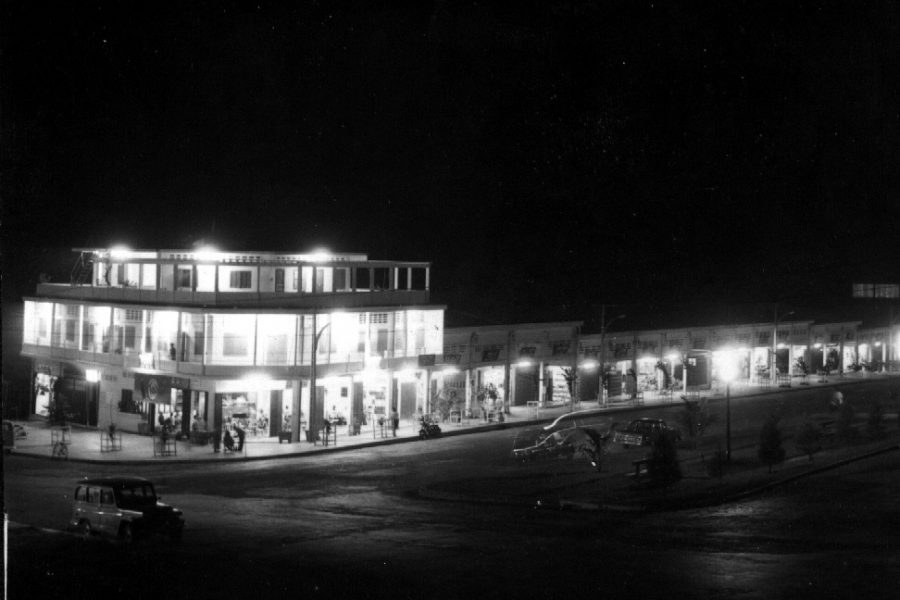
(418, 415), (442, 439)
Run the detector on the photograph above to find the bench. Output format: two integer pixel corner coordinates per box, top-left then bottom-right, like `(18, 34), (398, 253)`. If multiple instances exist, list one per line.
(317, 427), (337, 446)
(153, 435), (177, 457)
(819, 420), (836, 439)
(100, 431), (122, 452)
(190, 430), (212, 445)
(629, 458), (650, 478)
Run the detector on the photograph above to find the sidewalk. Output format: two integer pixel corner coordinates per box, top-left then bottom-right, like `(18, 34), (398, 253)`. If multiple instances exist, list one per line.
(4, 371), (895, 465)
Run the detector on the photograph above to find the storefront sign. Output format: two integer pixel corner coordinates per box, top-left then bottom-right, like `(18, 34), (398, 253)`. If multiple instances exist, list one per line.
(133, 373), (190, 404)
(418, 354), (436, 367)
(518, 346), (536, 357)
(443, 353), (461, 364)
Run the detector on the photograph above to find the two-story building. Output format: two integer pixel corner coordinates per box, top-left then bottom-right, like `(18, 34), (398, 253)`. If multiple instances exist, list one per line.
(22, 247), (444, 441)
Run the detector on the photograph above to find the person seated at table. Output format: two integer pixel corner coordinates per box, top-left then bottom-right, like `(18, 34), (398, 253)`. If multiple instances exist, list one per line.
(234, 424), (246, 451)
(223, 428), (236, 452)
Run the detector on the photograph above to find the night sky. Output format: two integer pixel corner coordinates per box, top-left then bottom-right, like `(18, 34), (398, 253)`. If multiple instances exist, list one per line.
(4, 1), (900, 335)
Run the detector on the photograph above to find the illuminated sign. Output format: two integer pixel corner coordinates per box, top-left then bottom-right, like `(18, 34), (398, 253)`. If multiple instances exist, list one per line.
(133, 373), (190, 405)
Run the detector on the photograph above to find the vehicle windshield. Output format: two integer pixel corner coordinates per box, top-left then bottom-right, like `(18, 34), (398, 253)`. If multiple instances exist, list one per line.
(114, 483), (157, 509)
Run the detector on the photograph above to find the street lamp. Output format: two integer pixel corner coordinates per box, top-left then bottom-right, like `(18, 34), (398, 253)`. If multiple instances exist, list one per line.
(720, 361), (737, 462)
(598, 306), (625, 406)
(307, 317), (331, 443)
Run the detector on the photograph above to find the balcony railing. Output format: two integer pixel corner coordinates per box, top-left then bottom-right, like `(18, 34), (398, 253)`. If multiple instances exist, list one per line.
(35, 283), (430, 308)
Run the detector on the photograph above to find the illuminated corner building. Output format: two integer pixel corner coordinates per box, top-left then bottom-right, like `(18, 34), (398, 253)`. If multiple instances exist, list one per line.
(21, 247), (443, 442)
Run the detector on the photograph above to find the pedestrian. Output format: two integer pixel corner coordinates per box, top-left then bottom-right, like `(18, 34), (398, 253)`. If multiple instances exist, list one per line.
(223, 428), (236, 452)
(830, 390), (844, 412)
(234, 423), (246, 451)
(169, 343), (176, 361)
(390, 407), (399, 437)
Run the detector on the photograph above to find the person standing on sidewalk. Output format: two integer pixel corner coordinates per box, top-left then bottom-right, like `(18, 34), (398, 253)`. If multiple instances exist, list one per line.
(390, 407), (399, 437)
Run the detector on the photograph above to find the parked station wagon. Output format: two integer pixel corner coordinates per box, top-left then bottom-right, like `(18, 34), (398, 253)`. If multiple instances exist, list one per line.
(70, 476), (184, 542)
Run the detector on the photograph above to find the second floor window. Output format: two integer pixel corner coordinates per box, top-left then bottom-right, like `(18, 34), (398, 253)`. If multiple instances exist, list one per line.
(229, 271), (252, 289)
(177, 268), (192, 289)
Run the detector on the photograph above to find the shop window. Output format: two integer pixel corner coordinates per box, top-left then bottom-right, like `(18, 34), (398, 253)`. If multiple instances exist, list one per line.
(118, 389), (143, 415)
(229, 270), (252, 289)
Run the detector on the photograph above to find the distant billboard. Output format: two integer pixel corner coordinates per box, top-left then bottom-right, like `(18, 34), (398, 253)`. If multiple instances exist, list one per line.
(852, 283), (899, 299)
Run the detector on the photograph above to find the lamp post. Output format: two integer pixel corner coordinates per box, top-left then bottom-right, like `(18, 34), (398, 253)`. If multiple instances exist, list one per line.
(598, 305), (625, 406)
(309, 317), (331, 442)
(721, 362), (737, 462)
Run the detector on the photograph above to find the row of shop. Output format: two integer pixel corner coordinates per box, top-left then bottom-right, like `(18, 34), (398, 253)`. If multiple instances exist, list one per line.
(30, 317), (898, 438)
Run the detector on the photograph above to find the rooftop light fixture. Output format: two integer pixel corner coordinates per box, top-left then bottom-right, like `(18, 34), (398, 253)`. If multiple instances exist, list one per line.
(308, 248), (332, 262)
(109, 245), (132, 260)
(194, 245), (220, 262)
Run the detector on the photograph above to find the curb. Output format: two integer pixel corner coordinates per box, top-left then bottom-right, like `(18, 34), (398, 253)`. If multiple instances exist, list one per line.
(6, 375), (897, 465)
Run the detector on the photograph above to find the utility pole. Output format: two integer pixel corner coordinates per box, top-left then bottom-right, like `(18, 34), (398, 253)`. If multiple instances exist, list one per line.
(598, 305), (625, 407)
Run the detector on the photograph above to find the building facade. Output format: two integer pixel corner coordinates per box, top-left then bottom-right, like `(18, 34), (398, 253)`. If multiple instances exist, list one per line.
(21, 248), (899, 436)
(22, 248), (443, 441)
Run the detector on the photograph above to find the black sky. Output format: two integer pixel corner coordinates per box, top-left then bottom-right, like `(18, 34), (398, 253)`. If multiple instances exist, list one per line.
(3, 1), (900, 329)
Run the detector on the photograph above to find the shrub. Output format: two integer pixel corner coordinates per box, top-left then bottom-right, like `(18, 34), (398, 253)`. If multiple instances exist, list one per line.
(706, 448), (726, 478)
(795, 421), (822, 462)
(758, 414), (785, 473)
(867, 401), (885, 440)
(680, 398), (717, 440)
(835, 401), (857, 441)
(648, 429), (682, 485)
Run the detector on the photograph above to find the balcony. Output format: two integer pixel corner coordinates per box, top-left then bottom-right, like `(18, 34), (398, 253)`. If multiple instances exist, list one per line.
(35, 283), (430, 309)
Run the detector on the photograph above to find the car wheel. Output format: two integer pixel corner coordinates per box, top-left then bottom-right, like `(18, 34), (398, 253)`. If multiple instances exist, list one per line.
(79, 520), (92, 539)
(119, 522), (134, 544)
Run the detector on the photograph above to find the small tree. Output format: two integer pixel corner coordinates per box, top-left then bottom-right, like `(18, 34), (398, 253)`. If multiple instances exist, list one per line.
(561, 367), (578, 407)
(706, 445), (727, 478)
(795, 421), (822, 462)
(866, 401), (885, 440)
(648, 429), (682, 485)
(758, 414), (785, 473)
(680, 398), (718, 442)
(835, 401), (856, 442)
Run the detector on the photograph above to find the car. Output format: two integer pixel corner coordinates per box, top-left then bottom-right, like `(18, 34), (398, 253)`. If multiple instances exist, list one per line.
(70, 476), (184, 543)
(613, 418), (681, 447)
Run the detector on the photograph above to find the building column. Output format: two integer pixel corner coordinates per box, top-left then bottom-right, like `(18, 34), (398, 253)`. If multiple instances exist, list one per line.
(464, 368), (473, 415)
(538, 360), (545, 406)
(290, 378), (303, 443)
(503, 330), (513, 413)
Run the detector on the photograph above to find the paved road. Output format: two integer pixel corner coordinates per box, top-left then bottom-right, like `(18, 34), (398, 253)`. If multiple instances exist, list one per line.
(6, 383), (900, 599)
